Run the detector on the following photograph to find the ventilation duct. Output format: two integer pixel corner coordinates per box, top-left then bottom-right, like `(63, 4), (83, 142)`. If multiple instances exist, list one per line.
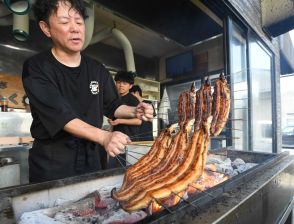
(90, 27), (136, 72)
(0, 2), (11, 17)
(82, 0), (94, 50)
(111, 28), (135, 72)
(13, 13), (29, 41)
(3, 0), (32, 15)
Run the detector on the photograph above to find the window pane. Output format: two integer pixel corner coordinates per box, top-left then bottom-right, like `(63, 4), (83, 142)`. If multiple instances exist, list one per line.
(249, 41), (272, 152)
(230, 23), (249, 150)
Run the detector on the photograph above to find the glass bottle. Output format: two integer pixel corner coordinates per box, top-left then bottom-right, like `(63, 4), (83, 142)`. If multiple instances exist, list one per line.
(0, 97), (8, 112)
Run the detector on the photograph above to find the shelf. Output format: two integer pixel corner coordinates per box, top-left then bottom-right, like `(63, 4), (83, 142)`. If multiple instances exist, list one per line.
(134, 77), (160, 101)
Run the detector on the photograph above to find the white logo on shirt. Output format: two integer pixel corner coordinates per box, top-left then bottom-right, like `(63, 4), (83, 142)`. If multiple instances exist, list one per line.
(89, 81), (99, 95)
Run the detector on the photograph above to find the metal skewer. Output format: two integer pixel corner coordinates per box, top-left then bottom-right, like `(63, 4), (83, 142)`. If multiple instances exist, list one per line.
(115, 154), (133, 170)
(125, 149), (146, 156)
(151, 196), (174, 214)
(188, 184), (214, 198)
(171, 191), (199, 210)
(125, 150), (140, 161)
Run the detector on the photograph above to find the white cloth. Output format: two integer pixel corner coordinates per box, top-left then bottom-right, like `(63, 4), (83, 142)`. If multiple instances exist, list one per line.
(158, 87), (171, 125)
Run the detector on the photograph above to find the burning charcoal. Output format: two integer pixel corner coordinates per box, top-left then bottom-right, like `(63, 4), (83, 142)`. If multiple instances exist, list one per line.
(236, 163), (257, 173)
(111, 187), (117, 199)
(90, 217), (99, 224)
(206, 157), (223, 164)
(94, 195), (107, 209)
(104, 210), (147, 224)
(232, 158), (245, 169)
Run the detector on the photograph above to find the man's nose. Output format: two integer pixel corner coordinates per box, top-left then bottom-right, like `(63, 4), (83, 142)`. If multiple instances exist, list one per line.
(70, 21), (79, 32)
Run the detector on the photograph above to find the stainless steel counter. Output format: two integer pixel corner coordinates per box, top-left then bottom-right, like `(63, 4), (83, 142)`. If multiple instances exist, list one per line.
(0, 112), (32, 137)
(0, 145), (30, 186)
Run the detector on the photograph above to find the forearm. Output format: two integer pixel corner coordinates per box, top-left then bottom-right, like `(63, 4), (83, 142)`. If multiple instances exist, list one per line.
(63, 118), (107, 146)
(117, 118), (142, 126)
(114, 105), (136, 118)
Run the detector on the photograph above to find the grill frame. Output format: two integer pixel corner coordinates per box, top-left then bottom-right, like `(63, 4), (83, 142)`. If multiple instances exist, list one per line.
(139, 150), (294, 224)
(0, 149), (293, 224)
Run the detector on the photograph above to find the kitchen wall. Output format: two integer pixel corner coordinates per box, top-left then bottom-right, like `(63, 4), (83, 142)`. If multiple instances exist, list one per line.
(158, 35), (224, 82)
(0, 22), (158, 78)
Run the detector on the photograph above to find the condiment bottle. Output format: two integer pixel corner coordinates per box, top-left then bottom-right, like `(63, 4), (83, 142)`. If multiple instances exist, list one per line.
(0, 97), (8, 112)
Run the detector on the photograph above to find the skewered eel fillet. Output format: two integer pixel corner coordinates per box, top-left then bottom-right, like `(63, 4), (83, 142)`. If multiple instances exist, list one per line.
(121, 87), (212, 212)
(124, 123), (211, 212)
(113, 119), (194, 202)
(117, 124), (177, 191)
(210, 73), (231, 136)
(113, 74), (230, 213)
(178, 82), (197, 123)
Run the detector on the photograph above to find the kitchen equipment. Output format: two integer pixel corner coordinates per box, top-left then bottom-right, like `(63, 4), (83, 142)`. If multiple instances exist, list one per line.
(0, 156), (15, 166)
(0, 149), (292, 224)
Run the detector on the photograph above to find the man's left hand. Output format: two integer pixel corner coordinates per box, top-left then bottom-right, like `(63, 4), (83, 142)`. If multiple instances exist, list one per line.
(136, 102), (154, 121)
(108, 118), (120, 126)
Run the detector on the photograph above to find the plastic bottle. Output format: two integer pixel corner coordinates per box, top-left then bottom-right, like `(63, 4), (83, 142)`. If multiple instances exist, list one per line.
(0, 97), (8, 112)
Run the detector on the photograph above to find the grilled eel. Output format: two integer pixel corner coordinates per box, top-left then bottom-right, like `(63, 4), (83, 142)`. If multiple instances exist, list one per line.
(121, 121), (203, 208)
(116, 124), (176, 192)
(118, 128), (166, 191)
(194, 85), (204, 131)
(113, 119), (194, 201)
(202, 80), (212, 123)
(123, 103), (212, 212)
(123, 128), (209, 212)
(178, 82), (197, 123)
(210, 75), (222, 135)
(210, 73), (231, 136)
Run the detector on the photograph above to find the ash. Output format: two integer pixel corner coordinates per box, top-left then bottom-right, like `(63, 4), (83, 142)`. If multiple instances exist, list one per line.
(206, 155), (258, 177)
(18, 187), (147, 224)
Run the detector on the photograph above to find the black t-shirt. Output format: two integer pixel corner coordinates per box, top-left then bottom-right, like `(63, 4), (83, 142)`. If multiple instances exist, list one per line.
(22, 50), (124, 181)
(22, 50), (122, 140)
(112, 93), (140, 141)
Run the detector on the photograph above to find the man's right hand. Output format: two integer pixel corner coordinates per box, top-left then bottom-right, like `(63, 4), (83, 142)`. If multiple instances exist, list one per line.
(102, 131), (131, 157)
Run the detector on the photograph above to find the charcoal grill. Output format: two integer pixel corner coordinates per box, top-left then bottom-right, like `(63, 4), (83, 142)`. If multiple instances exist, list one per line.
(0, 149), (293, 224)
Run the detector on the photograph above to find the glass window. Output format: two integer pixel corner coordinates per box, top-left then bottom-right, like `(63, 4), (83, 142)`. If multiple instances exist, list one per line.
(249, 38), (273, 153)
(229, 21), (249, 150)
(164, 80), (202, 125)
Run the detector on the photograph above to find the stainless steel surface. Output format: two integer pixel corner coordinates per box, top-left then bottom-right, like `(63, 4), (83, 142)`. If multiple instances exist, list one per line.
(0, 112), (32, 137)
(0, 157), (15, 166)
(0, 163), (20, 188)
(0, 145), (30, 186)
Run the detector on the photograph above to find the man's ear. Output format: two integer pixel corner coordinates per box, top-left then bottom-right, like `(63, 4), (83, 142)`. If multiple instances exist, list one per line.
(39, 21), (51, 38)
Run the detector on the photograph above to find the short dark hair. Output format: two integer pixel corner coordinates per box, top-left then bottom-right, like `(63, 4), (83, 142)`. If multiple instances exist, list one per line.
(130, 85), (142, 97)
(114, 71), (135, 84)
(33, 0), (88, 24)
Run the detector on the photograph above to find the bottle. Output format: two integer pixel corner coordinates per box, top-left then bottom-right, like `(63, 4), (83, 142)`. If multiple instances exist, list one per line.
(0, 97), (8, 112)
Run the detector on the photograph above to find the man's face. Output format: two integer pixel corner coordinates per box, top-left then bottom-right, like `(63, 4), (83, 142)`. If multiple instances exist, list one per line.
(115, 81), (133, 96)
(42, 1), (85, 54)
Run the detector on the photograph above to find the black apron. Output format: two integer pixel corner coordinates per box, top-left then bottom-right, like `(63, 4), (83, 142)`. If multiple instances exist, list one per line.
(29, 136), (103, 183)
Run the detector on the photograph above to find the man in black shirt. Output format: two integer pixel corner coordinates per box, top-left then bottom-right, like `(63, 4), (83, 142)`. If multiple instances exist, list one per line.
(22, 0), (153, 182)
(108, 71), (141, 168)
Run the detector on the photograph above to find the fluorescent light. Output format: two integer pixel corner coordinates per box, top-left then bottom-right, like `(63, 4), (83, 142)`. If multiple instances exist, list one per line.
(0, 43), (35, 52)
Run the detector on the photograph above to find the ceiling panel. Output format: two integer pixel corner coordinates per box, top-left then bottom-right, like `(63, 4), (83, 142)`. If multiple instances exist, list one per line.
(92, 5), (182, 58)
(94, 0), (223, 46)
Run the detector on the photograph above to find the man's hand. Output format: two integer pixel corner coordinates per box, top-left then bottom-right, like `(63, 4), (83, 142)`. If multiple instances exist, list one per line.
(101, 131), (131, 157)
(108, 118), (120, 126)
(136, 102), (154, 121)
